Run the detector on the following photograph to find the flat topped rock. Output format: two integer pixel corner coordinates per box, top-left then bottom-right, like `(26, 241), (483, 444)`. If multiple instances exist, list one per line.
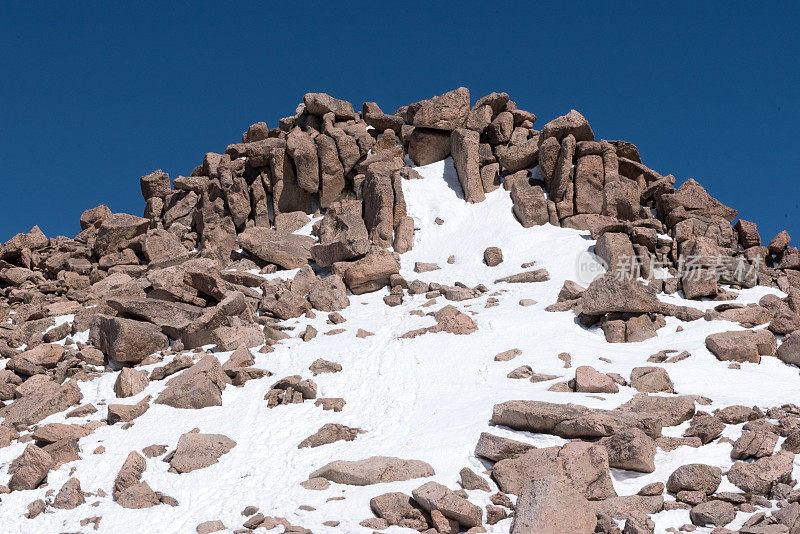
(580, 274), (660, 316)
(237, 227), (314, 270)
(492, 400), (662, 439)
(309, 456), (435, 486)
(169, 432), (237, 474)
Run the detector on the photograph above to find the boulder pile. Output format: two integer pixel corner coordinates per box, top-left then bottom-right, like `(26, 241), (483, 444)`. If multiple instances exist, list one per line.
(0, 88), (798, 532)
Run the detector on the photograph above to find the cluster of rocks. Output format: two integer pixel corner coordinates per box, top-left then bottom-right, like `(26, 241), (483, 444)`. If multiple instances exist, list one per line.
(0, 88), (798, 531)
(486, 399), (800, 532)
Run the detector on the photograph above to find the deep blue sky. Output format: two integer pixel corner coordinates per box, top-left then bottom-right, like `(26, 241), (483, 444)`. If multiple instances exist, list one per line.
(1, 2), (798, 245)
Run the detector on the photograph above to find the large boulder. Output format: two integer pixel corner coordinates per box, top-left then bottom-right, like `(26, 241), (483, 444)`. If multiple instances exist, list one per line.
(260, 286), (311, 320)
(510, 182), (549, 227)
(140, 170), (171, 200)
(309, 456), (434, 486)
(474, 432), (534, 462)
(705, 330), (777, 363)
(574, 365), (619, 393)
(302, 92), (356, 120)
(599, 428), (656, 473)
(492, 442), (615, 499)
(450, 129), (485, 203)
(407, 127), (451, 166)
(237, 227), (314, 270)
(343, 250), (400, 295)
(114, 368), (149, 398)
(363, 161), (396, 247)
(614, 394), (696, 427)
(727, 450), (795, 495)
(580, 274), (661, 315)
(777, 330), (800, 366)
(7, 444), (54, 491)
(690, 500), (735, 527)
(659, 178), (738, 221)
(539, 110), (594, 145)
(310, 200), (370, 267)
(666, 464), (722, 495)
(406, 88), (470, 131)
(0, 226), (49, 260)
(511, 475), (596, 533)
(93, 213), (150, 257)
(308, 275), (349, 312)
(89, 315), (169, 363)
(155, 355), (230, 409)
(492, 400), (661, 439)
(107, 297), (204, 340)
(52, 478), (86, 510)
(0, 379), (83, 430)
(286, 128), (319, 193)
(169, 432), (237, 473)
(629, 366), (674, 393)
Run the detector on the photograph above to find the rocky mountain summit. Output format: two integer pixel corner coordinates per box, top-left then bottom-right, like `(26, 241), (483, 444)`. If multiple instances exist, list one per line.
(0, 88), (799, 533)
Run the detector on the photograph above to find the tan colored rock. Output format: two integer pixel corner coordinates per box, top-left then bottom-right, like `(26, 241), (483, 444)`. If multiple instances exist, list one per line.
(237, 227), (314, 269)
(706, 330), (777, 363)
(450, 129), (485, 203)
(492, 400), (661, 439)
(52, 477), (85, 509)
(309, 456), (435, 485)
(412, 481), (483, 528)
(114, 367), (149, 398)
(511, 475), (596, 533)
(574, 366), (619, 393)
(474, 432), (534, 462)
(298, 424), (364, 448)
(169, 432), (236, 473)
(629, 366), (674, 393)
(599, 428), (656, 473)
(89, 315), (169, 363)
(369, 492), (429, 531)
(343, 250), (400, 295)
(108, 395), (151, 425)
(155, 355), (229, 409)
(406, 88), (470, 131)
(0, 379), (82, 430)
(666, 464), (722, 495)
(727, 450), (794, 495)
(8, 444), (54, 491)
(460, 467), (491, 492)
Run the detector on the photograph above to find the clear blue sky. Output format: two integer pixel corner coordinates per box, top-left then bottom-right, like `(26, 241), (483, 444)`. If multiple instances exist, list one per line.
(1, 2), (798, 245)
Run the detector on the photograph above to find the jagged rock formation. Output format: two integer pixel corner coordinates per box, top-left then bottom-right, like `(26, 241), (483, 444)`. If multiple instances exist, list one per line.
(0, 88), (799, 533)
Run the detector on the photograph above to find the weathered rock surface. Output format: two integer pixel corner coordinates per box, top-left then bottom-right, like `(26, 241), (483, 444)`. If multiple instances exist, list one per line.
(169, 432), (237, 473)
(309, 456), (435, 485)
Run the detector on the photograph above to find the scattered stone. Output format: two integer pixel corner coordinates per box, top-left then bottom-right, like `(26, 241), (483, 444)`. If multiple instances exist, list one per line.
(309, 358), (342, 375)
(52, 477), (85, 509)
(629, 366), (674, 393)
(298, 424), (364, 448)
(484, 247), (503, 267)
(494, 348), (522, 361)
